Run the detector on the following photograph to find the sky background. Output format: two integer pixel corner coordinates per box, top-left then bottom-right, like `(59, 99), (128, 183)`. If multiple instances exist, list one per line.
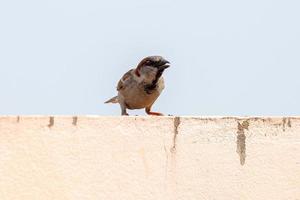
(0, 0), (299, 116)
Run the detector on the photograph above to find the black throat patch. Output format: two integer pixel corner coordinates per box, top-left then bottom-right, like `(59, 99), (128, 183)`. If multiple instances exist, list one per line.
(144, 69), (165, 94)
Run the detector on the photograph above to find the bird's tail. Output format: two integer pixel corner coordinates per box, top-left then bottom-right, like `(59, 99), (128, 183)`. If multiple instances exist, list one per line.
(104, 96), (118, 104)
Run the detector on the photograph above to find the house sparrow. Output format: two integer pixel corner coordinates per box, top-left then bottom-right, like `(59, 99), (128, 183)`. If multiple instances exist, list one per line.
(105, 56), (170, 116)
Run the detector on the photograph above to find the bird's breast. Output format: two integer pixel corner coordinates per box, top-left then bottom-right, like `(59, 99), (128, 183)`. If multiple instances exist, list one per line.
(119, 77), (165, 109)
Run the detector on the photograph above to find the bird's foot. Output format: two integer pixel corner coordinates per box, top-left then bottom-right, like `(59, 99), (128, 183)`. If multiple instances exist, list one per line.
(147, 111), (164, 116)
(145, 107), (163, 116)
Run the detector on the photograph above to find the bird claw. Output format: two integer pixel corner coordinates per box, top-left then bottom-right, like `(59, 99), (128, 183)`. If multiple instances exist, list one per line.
(147, 112), (164, 116)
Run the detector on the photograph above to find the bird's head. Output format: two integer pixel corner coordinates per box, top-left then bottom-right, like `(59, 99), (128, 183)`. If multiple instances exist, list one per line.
(135, 56), (170, 79)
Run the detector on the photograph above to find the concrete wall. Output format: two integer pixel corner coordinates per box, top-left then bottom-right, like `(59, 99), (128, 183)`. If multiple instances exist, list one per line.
(0, 116), (299, 200)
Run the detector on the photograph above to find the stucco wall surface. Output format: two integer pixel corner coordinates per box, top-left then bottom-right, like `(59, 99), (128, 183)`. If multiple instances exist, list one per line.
(0, 116), (299, 200)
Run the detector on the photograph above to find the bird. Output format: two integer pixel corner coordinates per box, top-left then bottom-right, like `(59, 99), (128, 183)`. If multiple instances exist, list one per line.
(105, 56), (170, 116)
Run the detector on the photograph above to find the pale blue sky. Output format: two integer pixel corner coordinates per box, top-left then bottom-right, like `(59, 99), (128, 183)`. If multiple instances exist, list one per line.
(0, 0), (299, 115)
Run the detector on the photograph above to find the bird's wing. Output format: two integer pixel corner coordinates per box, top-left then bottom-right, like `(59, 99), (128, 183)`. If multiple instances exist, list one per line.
(117, 69), (134, 91)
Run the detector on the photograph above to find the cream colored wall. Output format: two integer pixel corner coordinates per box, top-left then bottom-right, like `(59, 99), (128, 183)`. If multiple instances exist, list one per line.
(0, 116), (299, 200)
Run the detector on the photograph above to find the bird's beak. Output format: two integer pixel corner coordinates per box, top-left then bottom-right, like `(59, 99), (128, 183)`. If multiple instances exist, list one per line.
(158, 59), (170, 70)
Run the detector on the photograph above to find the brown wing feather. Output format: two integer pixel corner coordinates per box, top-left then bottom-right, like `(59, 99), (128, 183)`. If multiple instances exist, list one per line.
(117, 69), (134, 91)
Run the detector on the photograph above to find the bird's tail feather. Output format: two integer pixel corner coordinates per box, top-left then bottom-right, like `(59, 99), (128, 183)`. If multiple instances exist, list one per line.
(104, 96), (118, 104)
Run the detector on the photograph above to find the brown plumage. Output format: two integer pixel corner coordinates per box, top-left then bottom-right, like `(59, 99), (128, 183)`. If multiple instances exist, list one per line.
(105, 56), (170, 116)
